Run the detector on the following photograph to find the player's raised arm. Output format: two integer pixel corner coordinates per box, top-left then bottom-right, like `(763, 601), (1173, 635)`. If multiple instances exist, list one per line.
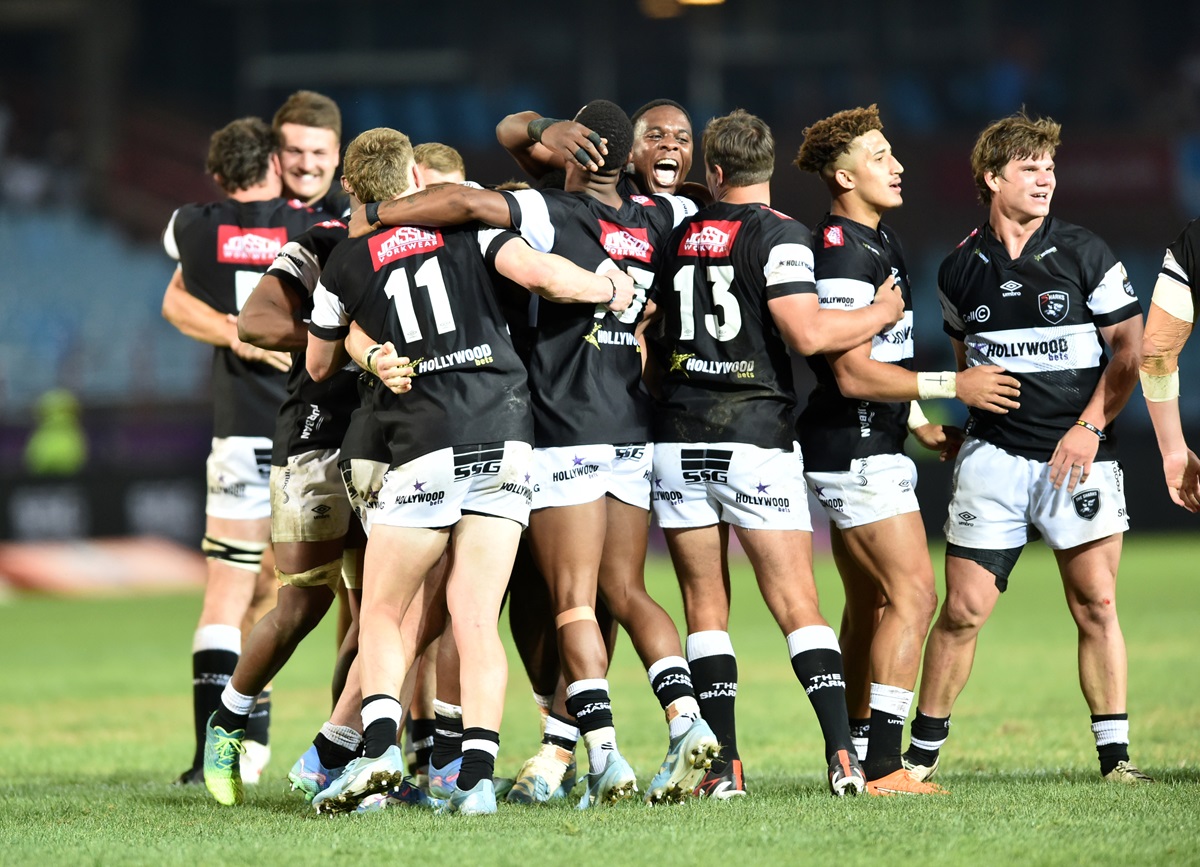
(492, 236), (634, 312)
(349, 183), (511, 238)
(496, 110), (607, 177)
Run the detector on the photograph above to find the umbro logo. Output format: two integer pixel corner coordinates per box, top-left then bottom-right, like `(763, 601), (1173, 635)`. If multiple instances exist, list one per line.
(1000, 280), (1022, 297)
(311, 504), (332, 518)
(957, 511), (977, 525)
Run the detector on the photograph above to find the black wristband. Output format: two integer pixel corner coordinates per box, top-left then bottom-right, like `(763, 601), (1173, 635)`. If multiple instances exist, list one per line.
(605, 275), (618, 307)
(1074, 419), (1106, 440)
(364, 201), (381, 227)
(527, 117), (565, 143)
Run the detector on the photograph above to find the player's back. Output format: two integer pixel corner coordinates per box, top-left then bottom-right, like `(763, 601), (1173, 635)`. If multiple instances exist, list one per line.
(165, 196), (319, 438)
(316, 222), (532, 468)
(652, 201), (813, 449)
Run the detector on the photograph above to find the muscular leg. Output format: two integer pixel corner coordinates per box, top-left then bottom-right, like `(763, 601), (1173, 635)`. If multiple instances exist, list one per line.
(1056, 534), (1126, 714)
(830, 526), (883, 721)
(837, 512), (938, 781)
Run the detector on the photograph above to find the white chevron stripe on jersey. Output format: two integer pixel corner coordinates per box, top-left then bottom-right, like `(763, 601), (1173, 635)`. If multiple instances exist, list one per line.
(507, 188), (557, 253)
(765, 243), (815, 287)
(816, 276), (875, 309)
(870, 310), (914, 364)
(1089, 261), (1137, 317)
(1161, 247), (1191, 288)
(964, 323), (1102, 374)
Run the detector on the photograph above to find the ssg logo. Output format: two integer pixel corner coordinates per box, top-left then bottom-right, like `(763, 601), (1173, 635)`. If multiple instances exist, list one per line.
(452, 444), (505, 481)
(680, 448), (733, 484)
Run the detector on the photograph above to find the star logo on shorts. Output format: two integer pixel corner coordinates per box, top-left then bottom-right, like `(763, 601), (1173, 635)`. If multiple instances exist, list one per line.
(756, 482), (769, 493)
(813, 485), (825, 497)
(524, 473), (531, 484)
(654, 476), (663, 488)
(573, 455), (584, 466)
(413, 480), (426, 492)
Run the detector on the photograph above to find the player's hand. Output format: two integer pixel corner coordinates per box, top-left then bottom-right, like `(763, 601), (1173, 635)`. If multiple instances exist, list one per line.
(912, 423), (965, 462)
(1162, 447), (1200, 512)
(541, 121), (607, 172)
(347, 204), (377, 239)
(956, 365), (1021, 414)
(870, 275), (904, 328)
(1048, 424), (1100, 492)
(373, 342), (414, 394)
(227, 315), (291, 371)
(603, 269), (635, 313)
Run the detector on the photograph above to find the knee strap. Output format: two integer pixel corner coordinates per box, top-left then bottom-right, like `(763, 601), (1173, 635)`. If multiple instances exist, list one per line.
(555, 606), (597, 628)
(946, 543), (1024, 593)
(275, 558), (342, 589)
(202, 536), (267, 572)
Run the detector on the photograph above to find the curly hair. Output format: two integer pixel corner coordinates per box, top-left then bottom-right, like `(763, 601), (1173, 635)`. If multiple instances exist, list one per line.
(343, 128), (414, 204)
(793, 105), (883, 177)
(206, 117), (278, 193)
(970, 109), (1061, 203)
(573, 99), (633, 176)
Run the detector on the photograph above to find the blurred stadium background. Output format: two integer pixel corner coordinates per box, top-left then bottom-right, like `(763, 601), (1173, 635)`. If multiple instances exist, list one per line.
(1, 0), (1199, 581)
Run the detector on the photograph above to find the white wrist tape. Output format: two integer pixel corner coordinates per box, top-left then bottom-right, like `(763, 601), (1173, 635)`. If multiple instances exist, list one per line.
(907, 400), (931, 431)
(916, 371), (957, 400)
(1140, 368), (1180, 402)
(1151, 275), (1195, 323)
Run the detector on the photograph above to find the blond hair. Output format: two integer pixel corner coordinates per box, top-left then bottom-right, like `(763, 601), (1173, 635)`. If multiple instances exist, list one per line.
(343, 128), (413, 203)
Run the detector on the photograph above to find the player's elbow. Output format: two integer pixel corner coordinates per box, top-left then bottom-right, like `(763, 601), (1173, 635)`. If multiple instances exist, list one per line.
(306, 357), (332, 382)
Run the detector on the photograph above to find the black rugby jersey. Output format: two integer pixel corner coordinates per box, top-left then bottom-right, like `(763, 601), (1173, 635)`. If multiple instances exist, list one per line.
(798, 215), (914, 472)
(938, 217), (1141, 462)
(1158, 217), (1200, 302)
(164, 197), (318, 438)
(651, 201), (817, 450)
(264, 218), (364, 463)
(501, 188), (692, 448)
(309, 222), (533, 469)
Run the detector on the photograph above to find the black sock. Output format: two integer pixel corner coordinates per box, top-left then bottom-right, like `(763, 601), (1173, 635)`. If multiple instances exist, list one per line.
(689, 653), (739, 767)
(863, 708), (905, 779)
(314, 732), (358, 769)
(211, 703), (249, 735)
(245, 689), (271, 746)
(905, 711), (951, 766)
(431, 710), (463, 768)
(456, 727), (499, 792)
(361, 694), (400, 759)
(191, 649), (238, 769)
(650, 663), (695, 710)
(789, 648), (853, 758)
(410, 718), (436, 773)
(1092, 713), (1130, 776)
(565, 687), (614, 736)
(849, 717), (871, 761)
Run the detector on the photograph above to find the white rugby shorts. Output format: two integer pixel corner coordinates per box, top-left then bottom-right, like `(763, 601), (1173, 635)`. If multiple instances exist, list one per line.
(531, 443), (652, 510)
(652, 441), (811, 531)
(269, 449), (353, 544)
(944, 437), (1128, 551)
(804, 452), (920, 530)
(371, 441), (534, 529)
(206, 436), (272, 520)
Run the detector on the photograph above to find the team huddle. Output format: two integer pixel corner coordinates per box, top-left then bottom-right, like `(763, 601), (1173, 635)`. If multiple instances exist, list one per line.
(163, 88), (1193, 816)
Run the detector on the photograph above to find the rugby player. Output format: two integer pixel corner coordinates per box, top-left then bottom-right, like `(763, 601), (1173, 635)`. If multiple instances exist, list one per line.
(793, 105), (1019, 795)
(161, 117), (320, 786)
(648, 109), (904, 798)
(303, 126), (636, 816)
(905, 110), (1152, 785)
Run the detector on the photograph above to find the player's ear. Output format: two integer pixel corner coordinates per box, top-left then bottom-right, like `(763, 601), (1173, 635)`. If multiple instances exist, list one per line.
(984, 170), (1002, 195)
(269, 151), (282, 177)
(833, 166), (855, 192)
(411, 161), (426, 192)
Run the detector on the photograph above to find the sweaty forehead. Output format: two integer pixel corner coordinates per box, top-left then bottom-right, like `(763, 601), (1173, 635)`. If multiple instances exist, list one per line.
(279, 123), (339, 152)
(637, 107), (691, 135)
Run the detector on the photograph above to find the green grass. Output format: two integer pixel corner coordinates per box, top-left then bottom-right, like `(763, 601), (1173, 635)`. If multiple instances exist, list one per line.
(1, 535), (1198, 865)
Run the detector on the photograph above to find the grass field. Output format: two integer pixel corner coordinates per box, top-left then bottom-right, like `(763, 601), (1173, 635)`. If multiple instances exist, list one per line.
(1, 535), (1197, 866)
